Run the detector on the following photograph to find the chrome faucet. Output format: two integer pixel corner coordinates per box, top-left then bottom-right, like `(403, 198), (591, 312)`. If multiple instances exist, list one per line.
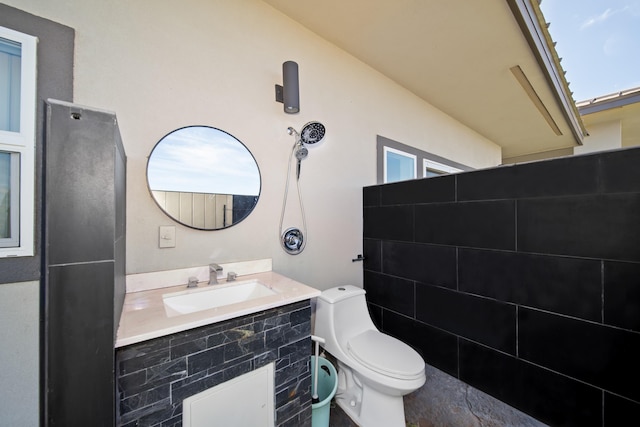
(209, 263), (223, 285)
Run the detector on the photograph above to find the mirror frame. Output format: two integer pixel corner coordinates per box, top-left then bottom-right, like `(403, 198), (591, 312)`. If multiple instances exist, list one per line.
(146, 125), (261, 230)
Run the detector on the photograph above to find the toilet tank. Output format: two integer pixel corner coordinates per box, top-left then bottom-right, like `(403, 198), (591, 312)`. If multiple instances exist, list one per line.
(315, 285), (377, 357)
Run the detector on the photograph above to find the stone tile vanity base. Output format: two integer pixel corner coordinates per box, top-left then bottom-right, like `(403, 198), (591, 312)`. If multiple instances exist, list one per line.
(116, 300), (312, 427)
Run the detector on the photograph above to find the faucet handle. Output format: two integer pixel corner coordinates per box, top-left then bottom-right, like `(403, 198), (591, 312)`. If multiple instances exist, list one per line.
(187, 276), (199, 288)
(227, 272), (237, 282)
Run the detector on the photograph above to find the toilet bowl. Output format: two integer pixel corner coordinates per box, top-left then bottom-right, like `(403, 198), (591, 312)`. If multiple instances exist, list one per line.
(314, 285), (426, 427)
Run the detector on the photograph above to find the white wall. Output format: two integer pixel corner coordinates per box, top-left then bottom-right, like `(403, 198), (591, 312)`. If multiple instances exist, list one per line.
(574, 120), (622, 155)
(6, 0), (501, 290)
(0, 281), (39, 426)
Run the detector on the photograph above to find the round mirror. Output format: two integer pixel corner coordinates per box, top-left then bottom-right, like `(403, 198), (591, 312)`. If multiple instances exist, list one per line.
(147, 126), (261, 230)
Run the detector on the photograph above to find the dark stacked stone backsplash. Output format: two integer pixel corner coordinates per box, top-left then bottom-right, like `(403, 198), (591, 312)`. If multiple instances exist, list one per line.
(116, 300), (313, 427)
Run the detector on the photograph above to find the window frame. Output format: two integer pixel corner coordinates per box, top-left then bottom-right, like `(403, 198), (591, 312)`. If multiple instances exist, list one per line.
(0, 25), (37, 257)
(0, 151), (20, 247)
(423, 158), (463, 177)
(377, 135), (471, 184)
(383, 145), (417, 183)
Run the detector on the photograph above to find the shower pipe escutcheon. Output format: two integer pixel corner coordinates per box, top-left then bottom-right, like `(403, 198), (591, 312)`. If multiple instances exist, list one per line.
(281, 227), (305, 255)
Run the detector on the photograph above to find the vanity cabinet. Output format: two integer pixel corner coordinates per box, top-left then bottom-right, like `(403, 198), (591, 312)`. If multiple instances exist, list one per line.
(116, 300), (313, 426)
(44, 100), (126, 426)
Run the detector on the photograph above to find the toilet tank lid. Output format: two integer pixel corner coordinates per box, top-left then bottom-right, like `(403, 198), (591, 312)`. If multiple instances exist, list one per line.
(317, 285), (366, 304)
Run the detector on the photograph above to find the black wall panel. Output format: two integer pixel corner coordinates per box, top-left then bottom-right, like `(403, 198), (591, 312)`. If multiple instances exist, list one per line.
(459, 340), (602, 427)
(458, 249), (602, 321)
(45, 101), (126, 426)
(364, 271), (415, 317)
(363, 205), (413, 241)
(47, 262), (114, 425)
(381, 241), (456, 288)
(603, 261), (640, 330)
(416, 284), (516, 354)
(599, 148), (640, 193)
(519, 308), (640, 402)
(517, 194), (640, 261)
(363, 147), (640, 426)
(382, 309), (458, 377)
(46, 107), (117, 265)
(456, 154), (599, 201)
(414, 201), (516, 249)
(380, 174), (455, 205)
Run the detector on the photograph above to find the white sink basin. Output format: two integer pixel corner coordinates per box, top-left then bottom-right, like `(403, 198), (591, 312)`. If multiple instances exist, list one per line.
(163, 279), (278, 316)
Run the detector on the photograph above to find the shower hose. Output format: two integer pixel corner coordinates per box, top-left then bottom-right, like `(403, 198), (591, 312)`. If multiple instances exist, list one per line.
(279, 139), (307, 254)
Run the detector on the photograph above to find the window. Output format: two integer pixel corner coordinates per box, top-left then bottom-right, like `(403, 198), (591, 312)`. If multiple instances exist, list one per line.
(423, 159), (462, 177)
(0, 151), (19, 246)
(377, 135), (470, 184)
(0, 26), (36, 257)
(383, 146), (416, 183)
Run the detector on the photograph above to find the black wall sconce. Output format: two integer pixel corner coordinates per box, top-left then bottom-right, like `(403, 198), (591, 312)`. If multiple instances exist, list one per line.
(275, 61), (299, 114)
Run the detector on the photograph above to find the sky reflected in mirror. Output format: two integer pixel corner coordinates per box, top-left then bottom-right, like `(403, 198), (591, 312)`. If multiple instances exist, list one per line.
(147, 126), (260, 196)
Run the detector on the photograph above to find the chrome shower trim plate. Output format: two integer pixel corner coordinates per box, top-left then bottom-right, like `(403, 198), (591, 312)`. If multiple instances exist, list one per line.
(281, 227), (305, 255)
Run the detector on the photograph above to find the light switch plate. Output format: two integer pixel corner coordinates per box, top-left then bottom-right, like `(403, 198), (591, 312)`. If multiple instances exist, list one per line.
(159, 225), (176, 248)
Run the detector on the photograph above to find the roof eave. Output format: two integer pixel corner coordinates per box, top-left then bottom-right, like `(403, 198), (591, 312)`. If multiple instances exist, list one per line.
(506, 0), (588, 144)
(577, 86), (640, 115)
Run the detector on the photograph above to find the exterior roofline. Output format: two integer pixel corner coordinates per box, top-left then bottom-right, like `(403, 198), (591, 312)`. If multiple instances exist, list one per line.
(577, 86), (640, 115)
(506, 0), (588, 144)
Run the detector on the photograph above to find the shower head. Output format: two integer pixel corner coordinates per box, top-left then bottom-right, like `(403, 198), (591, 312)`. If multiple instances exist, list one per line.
(300, 121), (326, 146)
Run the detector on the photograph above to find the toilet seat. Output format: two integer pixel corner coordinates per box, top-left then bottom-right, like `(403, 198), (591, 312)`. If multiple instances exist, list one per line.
(347, 330), (425, 380)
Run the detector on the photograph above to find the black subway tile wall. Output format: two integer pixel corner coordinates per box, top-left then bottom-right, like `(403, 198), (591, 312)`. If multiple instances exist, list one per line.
(415, 200), (517, 250)
(116, 301), (312, 427)
(459, 340), (603, 426)
(519, 308), (640, 402)
(604, 261), (640, 331)
(600, 147), (640, 193)
(364, 271), (415, 317)
(517, 194), (640, 261)
(456, 154), (599, 201)
(382, 309), (458, 377)
(363, 205), (414, 241)
(363, 147), (640, 426)
(381, 241), (456, 288)
(380, 174), (456, 205)
(458, 249), (602, 321)
(416, 284), (517, 354)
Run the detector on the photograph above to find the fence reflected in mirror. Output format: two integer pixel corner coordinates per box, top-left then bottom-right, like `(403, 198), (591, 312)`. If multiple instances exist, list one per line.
(147, 126), (260, 230)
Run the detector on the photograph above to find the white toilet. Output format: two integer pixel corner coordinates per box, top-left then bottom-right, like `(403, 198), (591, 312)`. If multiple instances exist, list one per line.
(314, 285), (426, 427)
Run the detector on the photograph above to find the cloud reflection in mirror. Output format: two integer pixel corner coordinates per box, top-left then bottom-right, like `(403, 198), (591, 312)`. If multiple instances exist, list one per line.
(147, 126), (260, 230)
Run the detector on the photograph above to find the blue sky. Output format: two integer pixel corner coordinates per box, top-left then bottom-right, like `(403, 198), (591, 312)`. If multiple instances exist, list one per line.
(540, 0), (640, 101)
(147, 127), (260, 196)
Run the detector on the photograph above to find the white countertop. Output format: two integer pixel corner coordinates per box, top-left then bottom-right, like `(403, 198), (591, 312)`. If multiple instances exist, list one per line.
(116, 271), (320, 348)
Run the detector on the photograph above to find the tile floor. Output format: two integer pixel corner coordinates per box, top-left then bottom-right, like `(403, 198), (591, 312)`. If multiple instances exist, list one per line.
(327, 364), (547, 427)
